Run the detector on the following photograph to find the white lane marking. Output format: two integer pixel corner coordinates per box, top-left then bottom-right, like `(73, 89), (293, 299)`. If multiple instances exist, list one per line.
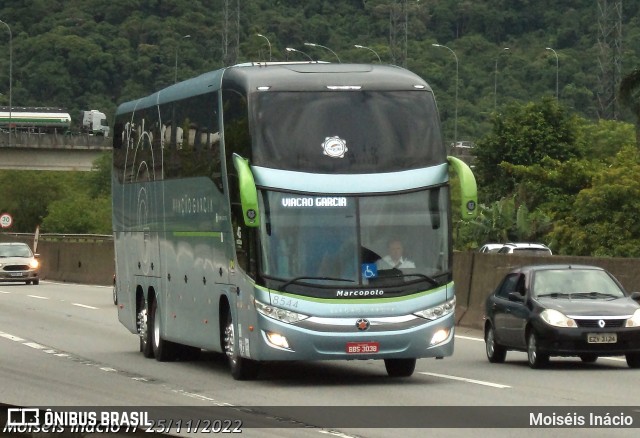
(173, 389), (232, 406)
(456, 335), (483, 342)
(0, 332), (25, 342)
(100, 367), (117, 372)
(419, 372), (511, 388)
(0, 290), (11, 294)
(319, 431), (360, 438)
(72, 303), (99, 310)
(601, 356), (626, 362)
(27, 295), (49, 300)
(23, 342), (46, 350)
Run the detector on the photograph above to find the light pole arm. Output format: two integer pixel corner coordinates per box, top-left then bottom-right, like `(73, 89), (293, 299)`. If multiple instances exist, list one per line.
(304, 43), (340, 63)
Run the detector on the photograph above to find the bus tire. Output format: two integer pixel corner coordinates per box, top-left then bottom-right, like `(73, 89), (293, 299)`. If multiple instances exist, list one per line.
(224, 309), (259, 380)
(139, 298), (154, 358)
(384, 358), (416, 377)
(151, 299), (176, 361)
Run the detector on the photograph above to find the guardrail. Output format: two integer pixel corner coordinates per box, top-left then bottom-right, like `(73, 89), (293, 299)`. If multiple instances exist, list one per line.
(0, 131), (111, 149)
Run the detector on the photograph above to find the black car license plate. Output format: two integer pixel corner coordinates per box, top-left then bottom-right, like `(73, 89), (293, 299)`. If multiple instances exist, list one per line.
(587, 333), (617, 344)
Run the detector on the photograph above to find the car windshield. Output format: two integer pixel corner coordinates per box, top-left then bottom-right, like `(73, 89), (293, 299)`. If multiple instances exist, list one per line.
(0, 244), (33, 258)
(533, 269), (626, 299)
(258, 187), (449, 292)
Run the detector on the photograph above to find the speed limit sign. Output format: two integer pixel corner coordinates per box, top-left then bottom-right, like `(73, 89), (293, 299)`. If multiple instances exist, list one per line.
(0, 213), (13, 229)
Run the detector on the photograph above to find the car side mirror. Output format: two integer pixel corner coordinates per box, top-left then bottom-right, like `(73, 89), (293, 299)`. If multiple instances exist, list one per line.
(630, 292), (640, 302)
(508, 292), (524, 303)
(34, 253), (40, 258)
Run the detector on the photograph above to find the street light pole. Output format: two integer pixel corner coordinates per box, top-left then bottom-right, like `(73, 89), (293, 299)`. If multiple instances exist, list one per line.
(304, 42), (340, 63)
(494, 47), (509, 111)
(432, 43), (458, 148)
(285, 47), (313, 62)
(354, 44), (381, 63)
(256, 33), (272, 61)
(546, 47), (559, 100)
(0, 20), (11, 144)
(174, 34), (190, 84)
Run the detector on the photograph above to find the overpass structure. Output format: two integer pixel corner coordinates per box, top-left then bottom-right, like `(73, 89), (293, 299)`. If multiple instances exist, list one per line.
(0, 131), (111, 171)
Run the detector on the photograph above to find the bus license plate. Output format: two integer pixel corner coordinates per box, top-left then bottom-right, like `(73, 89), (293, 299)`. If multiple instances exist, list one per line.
(587, 333), (617, 344)
(346, 342), (379, 354)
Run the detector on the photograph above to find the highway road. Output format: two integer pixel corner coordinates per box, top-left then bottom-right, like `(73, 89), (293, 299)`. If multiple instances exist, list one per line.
(0, 281), (638, 437)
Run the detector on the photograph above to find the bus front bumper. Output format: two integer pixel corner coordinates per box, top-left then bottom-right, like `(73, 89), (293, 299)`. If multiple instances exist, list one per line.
(243, 312), (455, 361)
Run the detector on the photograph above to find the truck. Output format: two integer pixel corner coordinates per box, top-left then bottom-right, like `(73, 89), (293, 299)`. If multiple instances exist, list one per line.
(80, 110), (110, 137)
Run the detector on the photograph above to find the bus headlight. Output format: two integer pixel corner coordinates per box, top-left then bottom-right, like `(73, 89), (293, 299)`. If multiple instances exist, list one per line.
(414, 297), (456, 321)
(255, 299), (309, 324)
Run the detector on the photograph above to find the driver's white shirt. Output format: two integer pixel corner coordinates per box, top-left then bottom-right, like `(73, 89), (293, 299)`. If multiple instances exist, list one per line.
(379, 255), (416, 269)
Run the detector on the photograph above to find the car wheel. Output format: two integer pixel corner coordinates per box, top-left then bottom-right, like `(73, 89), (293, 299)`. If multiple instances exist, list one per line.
(626, 352), (640, 369)
(223, 308), (259, 380)
(485, 324), (507, 363)
(527, 332), (549, 369)
(384, 358), (416, 377)
(25, 280), (31, 285)
(580, 354), (598, 363)
(33, 279), (39, 285)
(151, 299), (177, 361)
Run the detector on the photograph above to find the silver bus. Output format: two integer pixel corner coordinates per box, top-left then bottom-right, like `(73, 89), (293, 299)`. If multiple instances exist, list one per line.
(112, 62), (477, 380)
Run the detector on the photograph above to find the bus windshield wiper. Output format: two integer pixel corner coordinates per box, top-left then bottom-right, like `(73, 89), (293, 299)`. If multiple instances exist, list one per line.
(280, 276), (355, 291)
(377, 269), (440, 287)
(399, 273), (440, 287)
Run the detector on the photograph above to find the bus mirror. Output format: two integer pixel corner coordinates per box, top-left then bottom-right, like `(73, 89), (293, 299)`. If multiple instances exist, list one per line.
(232, 153), (260, 227)
(447, 156), (478, 220)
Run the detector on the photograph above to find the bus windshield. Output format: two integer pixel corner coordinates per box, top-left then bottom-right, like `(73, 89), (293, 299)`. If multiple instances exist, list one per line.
(259, 187), (450, 294)
(251, 90), (444, 173)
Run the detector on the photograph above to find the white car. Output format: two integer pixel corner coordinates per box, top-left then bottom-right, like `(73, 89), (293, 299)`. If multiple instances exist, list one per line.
(497, 242), (552, 256)
(0, 242), (40, 285)
(478, 243), (504, 253)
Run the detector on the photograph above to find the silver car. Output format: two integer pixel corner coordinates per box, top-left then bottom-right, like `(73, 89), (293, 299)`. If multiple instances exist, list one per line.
(0, 242), (40, 285)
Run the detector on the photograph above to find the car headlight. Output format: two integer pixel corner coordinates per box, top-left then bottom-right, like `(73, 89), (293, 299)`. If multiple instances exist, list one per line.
(414, 296), (456, 321)
(540, 308), (577, 328)
(29, 259), (39, 269)
(626, 309), (640, 328)
(255, 299), (309, 324)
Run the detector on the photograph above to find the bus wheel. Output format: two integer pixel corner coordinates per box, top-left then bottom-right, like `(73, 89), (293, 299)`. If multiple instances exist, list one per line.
(384, 358), (416, 377)
(151, 299), (176, 361)
(223, 309), (259, 380)
(138, 300), (153, 358)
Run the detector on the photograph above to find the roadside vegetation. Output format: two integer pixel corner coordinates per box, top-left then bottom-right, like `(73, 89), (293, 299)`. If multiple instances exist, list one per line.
(0, 1), (639, 256)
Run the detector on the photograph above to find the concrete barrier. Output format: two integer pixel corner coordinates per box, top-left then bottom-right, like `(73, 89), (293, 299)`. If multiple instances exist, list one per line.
(2, 233), (639, 331)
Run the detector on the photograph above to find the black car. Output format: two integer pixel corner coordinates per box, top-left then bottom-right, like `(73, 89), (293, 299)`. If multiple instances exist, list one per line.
(484, 264), (640, 368)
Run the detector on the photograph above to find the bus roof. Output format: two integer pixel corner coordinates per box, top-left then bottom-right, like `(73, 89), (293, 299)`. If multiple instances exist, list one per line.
(115, 63), (434, 115)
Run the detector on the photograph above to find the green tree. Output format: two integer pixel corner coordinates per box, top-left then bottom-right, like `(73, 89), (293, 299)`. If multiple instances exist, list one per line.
(619, 68), (640, 147)
(474, 97), (583, 203)
(549, 145), (640, 257)
(454, 196), (552, 250)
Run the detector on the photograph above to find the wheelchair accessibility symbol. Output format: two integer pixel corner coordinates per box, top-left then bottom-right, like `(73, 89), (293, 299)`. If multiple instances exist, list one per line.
(362, 263), (378, 279)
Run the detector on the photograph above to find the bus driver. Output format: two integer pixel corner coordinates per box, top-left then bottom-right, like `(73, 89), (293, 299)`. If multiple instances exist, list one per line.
(378, 238), (416, 269)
